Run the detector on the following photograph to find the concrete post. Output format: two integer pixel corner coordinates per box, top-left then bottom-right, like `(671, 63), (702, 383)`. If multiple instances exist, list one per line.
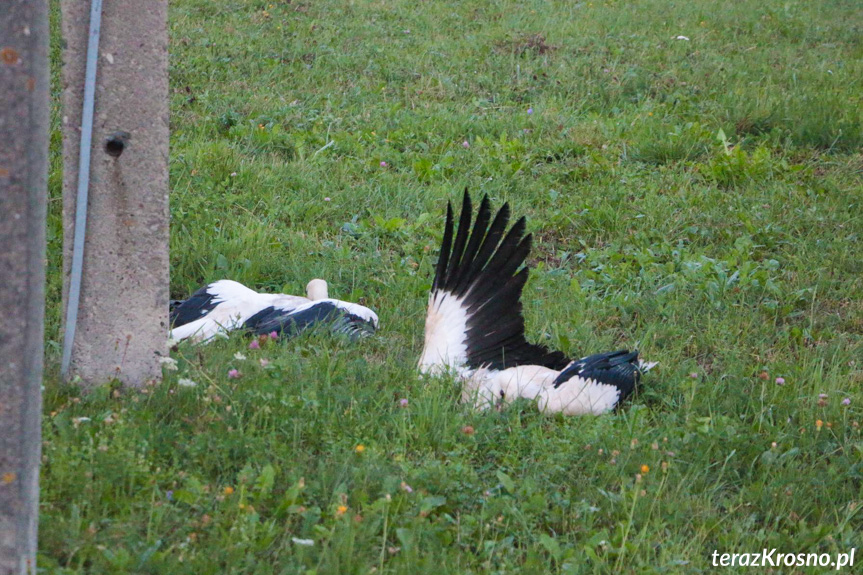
(0, 1), (49, 573)
(61, 0), (169, 388)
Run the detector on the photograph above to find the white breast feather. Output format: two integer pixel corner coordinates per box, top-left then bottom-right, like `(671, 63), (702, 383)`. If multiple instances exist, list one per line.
(169, 304), (252, 342)
(464, 365), (560, 410)
(538, 376), (621, 415)
(271, 294), (313, 311)
(207, 280), (260, 302)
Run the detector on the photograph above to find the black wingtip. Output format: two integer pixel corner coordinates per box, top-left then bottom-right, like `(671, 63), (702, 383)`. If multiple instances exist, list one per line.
(432, 201), (455, 293)
(446, 191), (474, 285)
(429, 189), (570, 371)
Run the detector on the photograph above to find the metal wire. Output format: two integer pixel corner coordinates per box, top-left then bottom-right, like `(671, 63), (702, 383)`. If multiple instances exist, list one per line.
(61, 0), (103, 378)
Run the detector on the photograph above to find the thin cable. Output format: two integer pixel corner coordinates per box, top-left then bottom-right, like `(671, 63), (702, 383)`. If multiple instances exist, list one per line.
(61, 0), (103, 379)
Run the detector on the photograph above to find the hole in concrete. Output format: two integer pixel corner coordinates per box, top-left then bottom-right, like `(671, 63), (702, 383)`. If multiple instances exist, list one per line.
(105, 131), (130, 157)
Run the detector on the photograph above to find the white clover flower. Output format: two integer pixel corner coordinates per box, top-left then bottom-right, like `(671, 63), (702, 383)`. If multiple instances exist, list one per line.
(291, 538), (314, 546)
(234, 352), (247, 361)
(158, 356), (178, 371)
(177, 378), (197, 388)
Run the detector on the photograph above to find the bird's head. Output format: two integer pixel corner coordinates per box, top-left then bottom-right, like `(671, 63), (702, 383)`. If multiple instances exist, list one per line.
(306, 279), (329, 300)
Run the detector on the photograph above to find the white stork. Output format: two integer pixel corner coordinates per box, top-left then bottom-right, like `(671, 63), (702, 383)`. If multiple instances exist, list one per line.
(169, 278), (378, 343)
(419, 190), (656, 415)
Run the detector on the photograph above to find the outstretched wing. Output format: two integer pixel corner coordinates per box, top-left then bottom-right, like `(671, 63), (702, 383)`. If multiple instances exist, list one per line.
(419, 190), (569, 374)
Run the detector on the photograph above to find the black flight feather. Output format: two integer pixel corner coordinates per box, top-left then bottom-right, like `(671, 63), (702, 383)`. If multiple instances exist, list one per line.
(446, 191), (473, 285)
(432, 203), (454, 293)
(170, 284), (219, 328)
(451, 195), (492, 292)
(432, 190), (569, 371)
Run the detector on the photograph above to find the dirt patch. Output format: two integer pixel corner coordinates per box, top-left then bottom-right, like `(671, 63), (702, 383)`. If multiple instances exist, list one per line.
(495, 33), (558, 57)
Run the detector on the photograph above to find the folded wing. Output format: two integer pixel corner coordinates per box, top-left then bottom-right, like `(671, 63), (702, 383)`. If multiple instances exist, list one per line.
(244, 299), (378, 339)
(552, 350), (642, 400)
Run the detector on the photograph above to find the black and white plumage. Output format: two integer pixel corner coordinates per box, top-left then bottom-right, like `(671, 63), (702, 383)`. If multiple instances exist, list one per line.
(170, 279), (378, 343)
(419, 190), (656, 415)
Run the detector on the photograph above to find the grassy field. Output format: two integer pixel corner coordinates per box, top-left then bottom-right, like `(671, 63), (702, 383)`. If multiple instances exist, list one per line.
(40, 0), (862, 572)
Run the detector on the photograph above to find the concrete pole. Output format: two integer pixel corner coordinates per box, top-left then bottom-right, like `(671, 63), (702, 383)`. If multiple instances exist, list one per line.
(0, 1), (49, 572)
(61, 0), (169, 388)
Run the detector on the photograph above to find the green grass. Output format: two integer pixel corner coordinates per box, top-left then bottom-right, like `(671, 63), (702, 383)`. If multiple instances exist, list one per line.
(40, 0), (863, 572)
